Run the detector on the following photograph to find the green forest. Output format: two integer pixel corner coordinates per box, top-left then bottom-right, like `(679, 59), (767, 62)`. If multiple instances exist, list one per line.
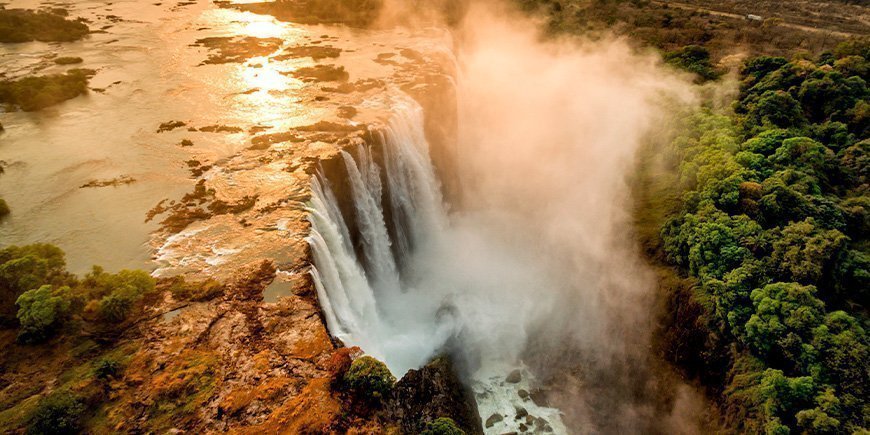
(655, 40), (868, 433)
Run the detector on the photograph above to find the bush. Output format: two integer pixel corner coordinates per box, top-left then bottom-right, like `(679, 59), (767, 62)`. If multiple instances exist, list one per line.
(664, 45), (720, 82)
(15, 285), (70, 343)
(76, 267), (155, 325)
(421, 417), (466, 435)
(27, 391), (85, 435)
(0, 9), (89, 43)
(343, 355), (395, 401)
(93, 357), (121, 380)
(0, 198), (9, 218)
(0, 69), (95, 111)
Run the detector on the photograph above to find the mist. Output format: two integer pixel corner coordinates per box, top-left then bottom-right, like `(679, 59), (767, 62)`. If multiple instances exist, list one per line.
(309, 1), (709, 433)
(451, 4), (705, 432)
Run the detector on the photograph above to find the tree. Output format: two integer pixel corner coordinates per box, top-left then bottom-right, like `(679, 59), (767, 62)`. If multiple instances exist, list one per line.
(768, 137), (835, 184)
(798, 71), (868, 123)
(810, 312), (868, 427)
(0, 244), (71, 327)
(769, 219), (848, 285)
(742, 56), (788, 82)
(744, 282), (824, 365)
(746, 90), (807, 131)
(664, 45), (720, 82)
(15, 285), (70, 343)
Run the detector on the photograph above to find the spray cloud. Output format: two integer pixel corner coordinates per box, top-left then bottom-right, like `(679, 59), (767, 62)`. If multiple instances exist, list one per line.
(310, 1), (707, 432)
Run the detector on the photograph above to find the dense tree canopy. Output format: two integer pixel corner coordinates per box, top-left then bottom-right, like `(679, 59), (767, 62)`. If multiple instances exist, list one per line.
(660, 40), (869, 433)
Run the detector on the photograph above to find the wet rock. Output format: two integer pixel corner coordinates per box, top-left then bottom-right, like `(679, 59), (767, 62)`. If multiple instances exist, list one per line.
(505, 369), (522, 383)
(288, 64), (349, 82)
(387, 356), (483, 434)
(518, 389), (529, 399)
(198, 124), (243, 133)
(515, 406), (528, 419)
(274, 45), (341, 61)
(519, 423), (528, 431)
(337, 105), (357, 119)
(529, 389), (549, 407)
(157, 120), (186, 133)
(80, 175), (136, 188)
(192, 36), (282, 65)
(485, 413), (503, 428)
(180, 139), (193, 147)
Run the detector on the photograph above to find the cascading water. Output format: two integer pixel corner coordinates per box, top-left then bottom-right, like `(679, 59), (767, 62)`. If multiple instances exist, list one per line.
(306, 93), (567, 434)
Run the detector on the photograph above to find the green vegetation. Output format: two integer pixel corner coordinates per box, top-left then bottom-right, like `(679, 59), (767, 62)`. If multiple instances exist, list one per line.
(0, 244), (156, 342)
(0, 8), (89, 43)
(165, 276), (224, 302)
(0, 69), (94, 111)
(343, 355), (395, 401)
(664, 45), (721, 82)
(53, 56), (83, 65)
(92, 357), (122, 380)
(654, 40), (869, 433)
(26, 391), (85, 435)
(421, 417), (466, 435)
(0, 244), (72, 327)
(16, 285), (71, 343)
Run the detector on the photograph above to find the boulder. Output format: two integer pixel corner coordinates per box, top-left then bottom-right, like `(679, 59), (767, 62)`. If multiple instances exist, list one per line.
(485, 413), (503, 428)
(505, 369), (522, 383)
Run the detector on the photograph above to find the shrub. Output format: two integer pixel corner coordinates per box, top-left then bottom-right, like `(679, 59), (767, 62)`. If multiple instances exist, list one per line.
(0, 69), (95, 111)
(0, 198), (9, 218)
(343, 355), (395, 401)
(421, 417), (466, 435)
(26, 391), (85, 435)
(0, 8), (89, 43)
(15, 285), (70, 343)
(663, 45), (720, 82)
(78, 267), (155, 324)
(93, 357), (121, 380)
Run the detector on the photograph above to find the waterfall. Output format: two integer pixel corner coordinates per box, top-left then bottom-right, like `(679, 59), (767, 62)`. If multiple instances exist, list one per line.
(306, 93), (566, 434)
(306, 94), (453, 373)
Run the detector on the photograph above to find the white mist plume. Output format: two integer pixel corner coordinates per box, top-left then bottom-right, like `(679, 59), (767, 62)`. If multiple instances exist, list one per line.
(309, 1), (706, 433)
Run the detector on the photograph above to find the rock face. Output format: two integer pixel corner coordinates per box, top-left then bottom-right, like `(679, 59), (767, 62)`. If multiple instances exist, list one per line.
(387, 357), (483, 434)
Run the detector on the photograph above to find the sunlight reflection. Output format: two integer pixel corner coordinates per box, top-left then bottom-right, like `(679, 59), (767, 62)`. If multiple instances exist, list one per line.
(241, 19), (286, 39)
(241, 57), (288, 91)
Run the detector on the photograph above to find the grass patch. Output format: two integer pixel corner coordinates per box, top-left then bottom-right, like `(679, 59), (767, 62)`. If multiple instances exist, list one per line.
(0, 9), (89, 43)
(0, 69), (94, 111)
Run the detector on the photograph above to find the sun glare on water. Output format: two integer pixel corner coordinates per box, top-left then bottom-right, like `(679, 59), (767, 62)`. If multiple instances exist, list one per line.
(241, 19), (286, 39)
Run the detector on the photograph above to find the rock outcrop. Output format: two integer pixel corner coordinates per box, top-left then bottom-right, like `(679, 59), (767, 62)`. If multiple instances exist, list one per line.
(388, 357), (483, 434)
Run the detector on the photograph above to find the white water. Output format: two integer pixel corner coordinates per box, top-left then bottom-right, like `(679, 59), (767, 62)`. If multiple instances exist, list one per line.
(306, 93), (567, 434)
